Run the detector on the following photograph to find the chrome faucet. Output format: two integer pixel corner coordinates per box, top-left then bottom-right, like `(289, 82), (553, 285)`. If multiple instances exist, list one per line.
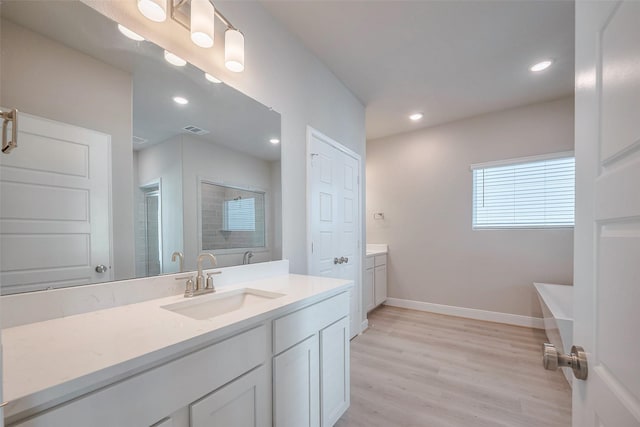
(196, 253), (218, 292)
(243, 251), (254, 265)
(171, 251), (184, 272)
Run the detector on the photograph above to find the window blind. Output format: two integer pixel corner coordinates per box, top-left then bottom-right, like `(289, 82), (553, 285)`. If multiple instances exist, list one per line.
(472, 154), (575, 228)
(224, 197), (256, 231)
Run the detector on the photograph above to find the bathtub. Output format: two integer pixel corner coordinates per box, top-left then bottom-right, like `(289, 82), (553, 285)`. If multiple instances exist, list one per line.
(534, 282), (574, 386)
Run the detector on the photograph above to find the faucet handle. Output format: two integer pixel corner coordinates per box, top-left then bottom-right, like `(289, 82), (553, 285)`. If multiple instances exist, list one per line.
(175, 275), (195, 297)
(205, 271), (222, 290)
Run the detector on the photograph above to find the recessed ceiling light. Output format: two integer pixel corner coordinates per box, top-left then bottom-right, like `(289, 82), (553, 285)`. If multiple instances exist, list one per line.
(530, 60), (553, 72)
(117, 24), (145, 42)
(269, 138), (280, 144)
(409, 113), (424, 121)
(205, 73), (222, 84)
(164, 50), (187, 67)
(173, 96), (189, 105)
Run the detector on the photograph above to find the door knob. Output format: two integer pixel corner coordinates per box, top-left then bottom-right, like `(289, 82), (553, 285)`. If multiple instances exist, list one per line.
(542, 343), (588, 380)
(334, 257), (341, 265)
(340, 256), (349, 264)
(95, 265), (107, 273)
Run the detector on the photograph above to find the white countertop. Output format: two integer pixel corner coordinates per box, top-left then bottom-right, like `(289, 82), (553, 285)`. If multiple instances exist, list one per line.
(366, 243), (388, 256)
(2, 274), (352, 421)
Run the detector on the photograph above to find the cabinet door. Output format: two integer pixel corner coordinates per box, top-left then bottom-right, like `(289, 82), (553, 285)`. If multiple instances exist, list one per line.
(364, 268), (375, 312)
(374, 265), (387, 306)
(190, 365), (268, 427)
(320, 317), (350, 427)
(273, 335), (320, 427)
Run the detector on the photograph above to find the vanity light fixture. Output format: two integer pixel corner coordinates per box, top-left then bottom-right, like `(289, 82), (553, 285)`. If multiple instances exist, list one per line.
(137, 0), (167, 23)
(164, 50), (187, 66)
(139, 0), (245, 73)
(409, 112), (424, 121)
(205, 73), (222, 83)
(530, 60), (553, 72)
(118, 24), (145, 41)
(173, 96), (189, 105)
(225, 29), (245, 72)
(190, 0), (215, 48)
(269, 138), (280, 144)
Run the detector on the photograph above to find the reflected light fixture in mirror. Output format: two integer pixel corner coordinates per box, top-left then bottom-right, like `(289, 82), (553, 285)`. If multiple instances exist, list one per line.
(269, 138), (280, 144)
(190, 0), (215, 48)
(138, 0), (167, 23)
(164, 50), (187, 66)
(118, 24), (145, 41)
(205, 73), (222, 83)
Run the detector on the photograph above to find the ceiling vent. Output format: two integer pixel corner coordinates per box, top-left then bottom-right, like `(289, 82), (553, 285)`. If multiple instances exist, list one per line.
(183, 125), (210, 136)
(132, 135), (148, 145)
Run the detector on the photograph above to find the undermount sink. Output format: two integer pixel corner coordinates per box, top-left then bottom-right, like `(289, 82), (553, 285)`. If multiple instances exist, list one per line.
(162, 288), (286, 320)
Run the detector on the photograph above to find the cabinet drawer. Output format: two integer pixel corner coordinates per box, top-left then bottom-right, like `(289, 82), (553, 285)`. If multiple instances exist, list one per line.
(273, 292), (349, 354)
(374, 254), (387, 267)
(13, 325), (267, 427)
(365, 256), (374, 269)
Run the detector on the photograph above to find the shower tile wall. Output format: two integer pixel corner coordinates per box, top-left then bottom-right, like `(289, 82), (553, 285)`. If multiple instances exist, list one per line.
(201, 184), (266, 250)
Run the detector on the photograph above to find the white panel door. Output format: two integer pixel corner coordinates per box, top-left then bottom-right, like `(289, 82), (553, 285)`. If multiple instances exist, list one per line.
(574, 1), (640, 426)
(0, 112), (112, 294)
(273, 335), (320, 427)
(309, 128), (361, 338)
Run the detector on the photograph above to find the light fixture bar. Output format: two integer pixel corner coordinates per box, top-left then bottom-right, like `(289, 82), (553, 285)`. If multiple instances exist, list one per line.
(170, 0), (237, 32)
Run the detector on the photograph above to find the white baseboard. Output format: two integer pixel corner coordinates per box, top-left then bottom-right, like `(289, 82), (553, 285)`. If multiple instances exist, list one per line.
(359, 319), (369, 333)
(383, 298), (544, 329)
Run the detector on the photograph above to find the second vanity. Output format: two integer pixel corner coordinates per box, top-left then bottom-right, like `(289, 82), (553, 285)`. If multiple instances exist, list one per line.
(2, 261), (352, 427)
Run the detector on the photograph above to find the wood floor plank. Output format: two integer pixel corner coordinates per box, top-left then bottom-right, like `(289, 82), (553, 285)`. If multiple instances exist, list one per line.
(336, 306), (571, 427)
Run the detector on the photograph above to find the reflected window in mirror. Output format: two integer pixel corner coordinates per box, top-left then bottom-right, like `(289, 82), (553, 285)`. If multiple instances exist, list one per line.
(201, 182), (266, 251)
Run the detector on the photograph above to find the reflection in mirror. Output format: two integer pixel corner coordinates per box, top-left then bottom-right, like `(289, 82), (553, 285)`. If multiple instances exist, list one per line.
(0, 1), (281, 295)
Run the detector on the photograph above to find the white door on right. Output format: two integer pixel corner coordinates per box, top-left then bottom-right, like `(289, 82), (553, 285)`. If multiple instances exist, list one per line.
(574, 1), (640, 426)
(309, 128), (361, 338)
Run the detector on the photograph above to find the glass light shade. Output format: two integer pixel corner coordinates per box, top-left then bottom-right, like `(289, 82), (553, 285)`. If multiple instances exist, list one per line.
(137, 0), (167, 23)
(190, 0), (215, 48)
(164, 50), (187, 66)
(225, 29), (245, 72)
(205, 73), (222, 83)
(117, 24), (145, 42)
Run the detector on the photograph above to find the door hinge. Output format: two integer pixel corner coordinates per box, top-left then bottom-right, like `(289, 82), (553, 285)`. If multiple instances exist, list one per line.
(311, 242), (314, 253)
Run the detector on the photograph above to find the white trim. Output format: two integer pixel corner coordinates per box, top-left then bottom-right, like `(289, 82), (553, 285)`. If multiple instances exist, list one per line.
(469, 150), (575, 170)
(383, 298), (544, 329)
(359, 319), (369, 334)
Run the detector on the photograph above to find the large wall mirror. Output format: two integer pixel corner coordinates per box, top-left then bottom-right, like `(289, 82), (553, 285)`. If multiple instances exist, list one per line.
(0, 1), (282, 295)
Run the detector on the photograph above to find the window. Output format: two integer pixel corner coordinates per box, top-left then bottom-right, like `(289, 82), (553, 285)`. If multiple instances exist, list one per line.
(472, 152), (575, 229)
(224, 197), (256, 231)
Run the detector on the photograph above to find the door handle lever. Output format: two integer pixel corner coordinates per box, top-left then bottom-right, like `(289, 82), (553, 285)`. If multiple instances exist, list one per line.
(1, 108), (18, 154)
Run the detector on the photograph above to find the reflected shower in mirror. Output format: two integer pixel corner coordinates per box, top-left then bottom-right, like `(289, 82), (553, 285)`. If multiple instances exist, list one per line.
(0, 1), (281, 295)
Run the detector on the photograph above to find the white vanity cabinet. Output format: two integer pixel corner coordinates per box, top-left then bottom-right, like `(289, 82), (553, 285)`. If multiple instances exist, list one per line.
(272, 292), (350, 427)
(190, 365), (269, 427)
(8, 289), (351, 427)
(364, 253), (387, 311)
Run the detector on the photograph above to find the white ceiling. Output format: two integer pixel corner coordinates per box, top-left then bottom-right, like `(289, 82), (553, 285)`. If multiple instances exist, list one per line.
(261, 0), (575, 140)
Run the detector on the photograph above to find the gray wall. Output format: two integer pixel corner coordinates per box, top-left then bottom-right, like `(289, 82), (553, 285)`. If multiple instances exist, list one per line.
(86, 1), (367, 274)
(0, 18), (135, 280)
(366, 97), (575, 318)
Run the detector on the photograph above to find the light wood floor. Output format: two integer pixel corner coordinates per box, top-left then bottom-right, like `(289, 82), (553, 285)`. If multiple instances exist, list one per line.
(336, 306), (571, 427)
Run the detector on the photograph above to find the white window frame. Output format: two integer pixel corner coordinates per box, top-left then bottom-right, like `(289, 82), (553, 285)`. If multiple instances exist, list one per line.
(470, 151), (575, 230)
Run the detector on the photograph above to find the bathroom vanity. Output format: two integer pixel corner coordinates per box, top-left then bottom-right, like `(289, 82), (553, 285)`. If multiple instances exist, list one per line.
(1, 261), (352, 427)
(363, 244), (388, 312)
